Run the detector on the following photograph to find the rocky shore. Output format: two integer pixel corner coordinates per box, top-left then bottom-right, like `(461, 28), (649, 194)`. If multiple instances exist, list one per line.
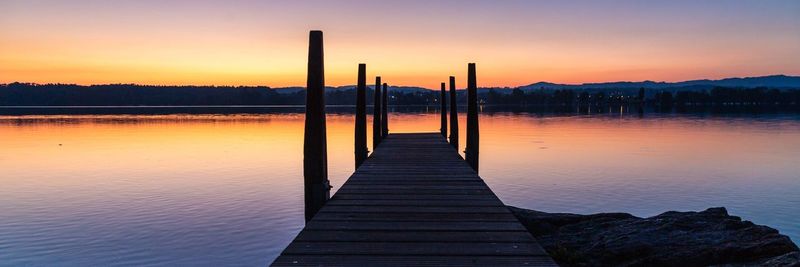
(508, 206), (799, 267)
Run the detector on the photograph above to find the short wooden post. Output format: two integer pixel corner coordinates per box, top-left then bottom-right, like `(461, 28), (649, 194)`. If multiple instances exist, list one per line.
(465, 63), (480, 172)
(381, 82), (389, 138)
(449, 76), (459, 151)
(373, 76), (382, 148)
(303, 30), (329, 222)
(355, 63), (368, 168)
(440, 82), (447, 138)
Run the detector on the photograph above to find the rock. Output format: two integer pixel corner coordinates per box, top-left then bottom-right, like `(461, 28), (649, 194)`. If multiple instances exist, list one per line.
(754, 251), (800, 267)
(508, 206), (799, 267)
(713, 251), (800, 267)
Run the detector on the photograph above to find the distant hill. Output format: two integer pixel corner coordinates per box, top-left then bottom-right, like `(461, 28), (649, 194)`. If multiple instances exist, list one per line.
(271, 75), (800, 94)
(519, 75), (800, 91)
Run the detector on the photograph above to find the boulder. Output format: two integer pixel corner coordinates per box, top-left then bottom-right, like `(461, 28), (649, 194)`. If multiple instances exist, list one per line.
(508, 206), (799, 267)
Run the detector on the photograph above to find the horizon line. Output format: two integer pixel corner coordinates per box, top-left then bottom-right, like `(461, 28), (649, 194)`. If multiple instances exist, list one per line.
(2, 74), (798, 90)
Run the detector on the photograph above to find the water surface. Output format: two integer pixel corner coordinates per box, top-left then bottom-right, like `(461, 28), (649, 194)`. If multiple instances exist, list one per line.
(1, 108), (799, 266)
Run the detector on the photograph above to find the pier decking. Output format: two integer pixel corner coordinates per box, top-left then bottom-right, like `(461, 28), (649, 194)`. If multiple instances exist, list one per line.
(272, 133), (556, 266)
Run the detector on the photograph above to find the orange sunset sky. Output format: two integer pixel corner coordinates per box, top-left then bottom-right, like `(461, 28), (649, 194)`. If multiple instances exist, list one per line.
(1, 0), (799, 89)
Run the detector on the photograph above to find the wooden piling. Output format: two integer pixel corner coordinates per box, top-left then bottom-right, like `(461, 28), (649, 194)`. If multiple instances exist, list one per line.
(449, 76), (459, 152)
(382, 82), (389, 138)
(373, 76), (382, 148)
(465, 63), (480, 172)
(440, 82), (447, 138)
(303, 30), (329, 222)
(355, 64), (368, 168)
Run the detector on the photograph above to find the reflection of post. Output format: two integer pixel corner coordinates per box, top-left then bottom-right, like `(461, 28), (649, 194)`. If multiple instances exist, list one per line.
(382, 83), (389, 138)
(355, 64), (368, 168)
(440, 82), (447, 138)
(373, 76), (382, 148)
(465, 63), (479, 172)
(449, 76), (459, 152)
(303, 30), (329, 222)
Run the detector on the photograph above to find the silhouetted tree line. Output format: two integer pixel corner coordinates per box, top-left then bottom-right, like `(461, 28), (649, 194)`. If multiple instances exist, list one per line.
(656, 87), (800, 107)
(484, 88), (637, 107)
(0, 83), (435, 106)
(2, 83), (798, 108)
(485, 89), (576, 106)
(483, 87), (799, 108)
(0, 83), (290, 106)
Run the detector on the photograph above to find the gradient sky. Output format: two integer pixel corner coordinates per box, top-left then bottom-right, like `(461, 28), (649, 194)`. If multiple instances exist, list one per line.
(1, 0), (799, 88)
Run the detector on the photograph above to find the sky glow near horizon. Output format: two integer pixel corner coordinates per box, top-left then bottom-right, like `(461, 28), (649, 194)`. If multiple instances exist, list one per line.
(1, 0), (799, 88)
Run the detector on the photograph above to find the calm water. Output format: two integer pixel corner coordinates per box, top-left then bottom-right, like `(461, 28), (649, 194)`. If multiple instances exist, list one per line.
(1, 108), (799, 266)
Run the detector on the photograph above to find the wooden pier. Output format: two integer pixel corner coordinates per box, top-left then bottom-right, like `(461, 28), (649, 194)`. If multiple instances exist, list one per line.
(272, 30), (556, 266)
(272, 133), (556, 266)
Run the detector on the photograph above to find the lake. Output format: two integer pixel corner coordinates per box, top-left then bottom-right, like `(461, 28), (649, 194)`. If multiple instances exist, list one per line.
(1, 107), (799, 266)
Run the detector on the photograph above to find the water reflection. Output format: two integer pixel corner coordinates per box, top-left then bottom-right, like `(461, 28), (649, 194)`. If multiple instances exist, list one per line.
(1, 108), (798, 266)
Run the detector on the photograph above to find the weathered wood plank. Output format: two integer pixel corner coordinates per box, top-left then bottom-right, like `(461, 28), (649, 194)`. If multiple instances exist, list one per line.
(330, 194), (500, 200)
(311, 212), (518, 222)
(343, 180), (486, 184)
(294, 230), (536, 242)
(304, 221), (528, 231)
(341, 185), (490, 190)
(326, 199), (500, 206)
(347, 177), (479, 181)
(318, 206), (509, 213)
(334, 189), (495, 195)
(273, 255), (557, 267)
(281, 242), (548, 256)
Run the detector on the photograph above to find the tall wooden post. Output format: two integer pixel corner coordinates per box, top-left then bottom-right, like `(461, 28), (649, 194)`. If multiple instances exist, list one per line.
(303, 30), (329, 222)
(355, 63), (368, 168)
(449, 76), (459, 151)
(373, 76), (382, 148)
(440, 82), (447, 138)
(465, 63), (480, 172)
(382, 83), (389, 138)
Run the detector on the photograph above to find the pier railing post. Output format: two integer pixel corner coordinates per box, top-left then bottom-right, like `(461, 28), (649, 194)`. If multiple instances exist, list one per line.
(373, 76), (382, 148)
(440, 82), (447, 138)
(355, 64), (368, 168)
(449, 76), (459, 152)
(382, 82), (389, 138)
(465, 63), (480, 172)
(303, 30), (330, 222)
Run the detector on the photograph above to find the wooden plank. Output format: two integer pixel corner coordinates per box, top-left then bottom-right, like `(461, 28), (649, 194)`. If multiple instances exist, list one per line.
(346, 177), (483, 181)
(341, 185), (490, 190)
(304, 221), (528, 231)
(330, 194), (500, 200)
(272, 255), (557, 267)
(311, 212), (518, 222)
(318, 206), (509, 213)
(281, 242), (548, 256)
(334, 189), (495, 195)
(325, 199), (500, 206)
(294, 230), (536, 242)
(343, 180), (486, 184)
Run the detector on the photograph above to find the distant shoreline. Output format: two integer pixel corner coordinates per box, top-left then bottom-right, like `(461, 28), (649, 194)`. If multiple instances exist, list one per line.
(3, 82), (800, 108)
(1, 104), (799, 117)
